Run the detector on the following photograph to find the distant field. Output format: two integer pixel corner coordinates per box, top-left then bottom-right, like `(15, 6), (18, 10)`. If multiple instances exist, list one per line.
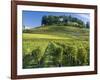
(22, 25), (89, 69)
(23, 33), (71, 40)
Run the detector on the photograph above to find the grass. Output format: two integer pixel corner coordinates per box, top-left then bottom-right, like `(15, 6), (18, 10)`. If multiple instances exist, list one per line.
(22, 25), (89, 68)
(23, 33), (71, 40)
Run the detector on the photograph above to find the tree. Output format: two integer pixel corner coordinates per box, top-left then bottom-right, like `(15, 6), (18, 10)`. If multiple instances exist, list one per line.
(41, 15), (85, 28)
(41, 16), (47, 26)
(86, 22), (90, 28)
(47, 15), (54, 25)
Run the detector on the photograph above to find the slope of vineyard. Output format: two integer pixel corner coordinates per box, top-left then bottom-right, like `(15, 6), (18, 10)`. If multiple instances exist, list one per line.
(23, 25), (89, 68)
(23, 25), (89, 40)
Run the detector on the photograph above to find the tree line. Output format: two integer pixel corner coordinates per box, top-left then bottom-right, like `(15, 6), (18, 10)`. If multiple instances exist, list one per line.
(41, 15), (89, 28)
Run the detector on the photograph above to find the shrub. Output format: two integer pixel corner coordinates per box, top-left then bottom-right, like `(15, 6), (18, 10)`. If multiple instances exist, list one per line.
(23, 41), (89, 68)
(23, 47), (42, 68)
(41, 42), (63, 67)
(77, 43), (88, 66)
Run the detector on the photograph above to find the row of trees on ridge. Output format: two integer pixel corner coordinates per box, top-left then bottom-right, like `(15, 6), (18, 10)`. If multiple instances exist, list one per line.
(41, 15), (89, 28)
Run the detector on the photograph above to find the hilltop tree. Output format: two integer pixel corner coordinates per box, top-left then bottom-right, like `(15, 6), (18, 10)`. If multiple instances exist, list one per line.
(41, 16), (47, 26)
(41, 15), (85, 28)
(86, 22), (90, 28)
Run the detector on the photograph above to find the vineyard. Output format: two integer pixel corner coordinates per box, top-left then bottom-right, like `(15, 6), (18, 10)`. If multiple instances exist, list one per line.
(22, 25), (89, 69)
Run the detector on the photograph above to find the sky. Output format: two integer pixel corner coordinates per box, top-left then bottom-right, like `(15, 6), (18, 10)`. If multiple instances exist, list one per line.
(22, 10), (90, 28)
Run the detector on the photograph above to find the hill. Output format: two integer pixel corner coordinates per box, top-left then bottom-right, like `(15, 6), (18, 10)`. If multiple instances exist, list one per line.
(22, 25), (89, 68)
(23, 25), (89, 41)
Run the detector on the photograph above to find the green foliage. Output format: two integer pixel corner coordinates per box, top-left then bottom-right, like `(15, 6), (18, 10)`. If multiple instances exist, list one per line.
(86, 22), (90, 28)
(41, 42), (63, 67)
(22, 24), (89, 68)
(23, 40), (89, 68)
(31, 47), (42, 62)
(23, 47), (42, 68)
(41, 15), (85, 28)
(77, 44), (88, 65)
(23, 25), (89, 41)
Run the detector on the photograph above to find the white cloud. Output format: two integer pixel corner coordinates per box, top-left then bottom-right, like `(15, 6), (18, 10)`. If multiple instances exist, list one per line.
(77, 14), (90, 20)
